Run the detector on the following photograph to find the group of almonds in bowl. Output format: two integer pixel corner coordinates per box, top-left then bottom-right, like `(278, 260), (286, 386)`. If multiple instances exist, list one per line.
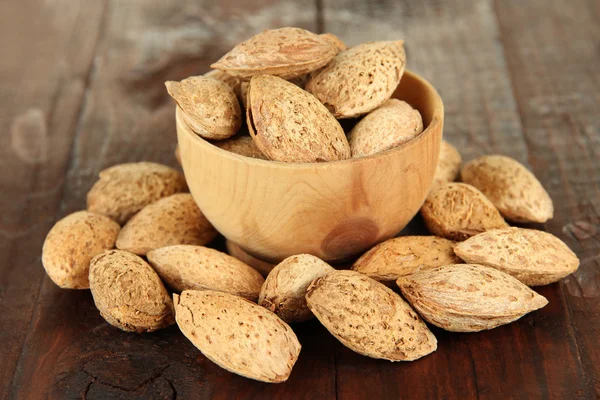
(41, 27), (579, 383)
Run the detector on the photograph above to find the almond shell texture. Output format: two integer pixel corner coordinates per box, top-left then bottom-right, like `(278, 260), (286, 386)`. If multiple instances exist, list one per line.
(86, 162), (187, 225)
(147, 245), (264, 301)
(305, 41), (406, 118)
(89, 250), (175, 332)
(211, 134), (267, 159)
(116, 193), (217, 255)
(305, 270), (437, 361)
(461, 155), (554, 223)
(165, 76), (241, 140)
(42, 211), (120, 289)
(247, 75), (350, 163)
(258, 254), (335, 323)
(421, 183), (508, 241)
(396, 264), (548, 332)
(454, 227), (579, 286)
(352, 235), (461, 283)
(204, 69), (243, 100)
(211, 27), (337, 79)
(174, 290), (301, 383)
(347, 99), (423, 158)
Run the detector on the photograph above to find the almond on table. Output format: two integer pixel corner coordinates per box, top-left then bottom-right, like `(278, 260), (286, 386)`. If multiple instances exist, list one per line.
(461, 155), (554, 223)
(174, 290), (301, 383)
(454, 227), (579, 286)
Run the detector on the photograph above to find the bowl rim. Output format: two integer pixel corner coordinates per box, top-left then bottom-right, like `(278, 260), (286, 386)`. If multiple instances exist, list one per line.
(177, 69), (443, 171)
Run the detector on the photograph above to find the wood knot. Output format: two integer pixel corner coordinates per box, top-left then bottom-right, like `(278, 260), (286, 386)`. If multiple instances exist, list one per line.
(321, 217), (379, 261)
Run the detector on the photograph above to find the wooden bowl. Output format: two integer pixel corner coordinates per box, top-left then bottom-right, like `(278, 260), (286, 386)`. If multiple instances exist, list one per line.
(177, 70), (443, 264)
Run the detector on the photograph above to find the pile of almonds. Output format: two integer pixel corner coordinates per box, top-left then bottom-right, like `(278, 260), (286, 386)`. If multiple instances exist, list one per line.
(41, 27), (579, 384)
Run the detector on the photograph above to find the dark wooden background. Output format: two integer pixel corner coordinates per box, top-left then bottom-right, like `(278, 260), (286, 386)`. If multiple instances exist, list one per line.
(1, 0), (599, 399)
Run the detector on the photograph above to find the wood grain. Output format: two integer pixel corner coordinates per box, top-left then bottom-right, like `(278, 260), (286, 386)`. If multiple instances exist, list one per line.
(0, 1), (107, 397)
(494, 0), (600, 397)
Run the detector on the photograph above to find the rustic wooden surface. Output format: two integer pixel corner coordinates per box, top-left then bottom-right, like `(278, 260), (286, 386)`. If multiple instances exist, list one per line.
(1, 0), (598, 399)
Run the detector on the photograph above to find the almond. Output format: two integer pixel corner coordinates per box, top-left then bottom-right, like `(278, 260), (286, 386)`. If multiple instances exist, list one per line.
(461, 155), (554, 223)
(430, 140), (461, 193)
(352, 236), (461, 284)
(211, 134), (267, 159)
(42, 211), (120, 289)
(211, 27), (337, 79)
(305, 270), (437, 361)
(258, 254), (334, 323)
(89, 250), (174, 332)
(165, 76), (241, 140)
(247, 75), (350, 162)
(305, 41), (406, 118)
(174, 290), (301, 383)
(146, 245), (264, 301)
(396, 264), (548, 332)
(87, 162), (187, 225)
(454, 227), (579, 286)
(421, 183), (508, 241)
(116, 193), (217, 255)
(319, 33), (347, 53)
(347, 99), (423, 158)
(204, 69), (243, 100)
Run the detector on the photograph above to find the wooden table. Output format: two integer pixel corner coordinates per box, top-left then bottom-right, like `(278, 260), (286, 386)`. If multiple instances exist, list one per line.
(1, 0), (598, 398)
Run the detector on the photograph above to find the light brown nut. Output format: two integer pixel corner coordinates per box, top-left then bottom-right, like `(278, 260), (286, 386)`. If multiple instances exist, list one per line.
(87, 162), (187, 225)
(174, 290), (301, 383)
(396, 264), (548, 332)
(42, 211), (120, 289)
(204, 69), (243, 100)
(347, 99), (423, 158)
(165, 76), (241, 140)
(247, 75), (350, 163)
(460, 155), (554, 223)
(211, 134), (267, 159)
(352, 236), (461, 284)
(146, 245), (264, 301)
(305, 270), (437, 361)
(454, 227), (579, 286)
(421, 183), (508, 241)
(258, 254), (334, 323)
(305, 41), (406, 119)
(319, 33), (347, 53)
(89, 250), (174, 332)
(116, 193), (217, 255)
(211, 27), (337, 80)
(430, 140), (462, 193)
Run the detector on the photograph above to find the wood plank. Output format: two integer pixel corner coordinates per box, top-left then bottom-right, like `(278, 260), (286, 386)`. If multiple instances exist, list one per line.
(321, 0), (589, 398)
(0, 1), (107, 398)
(7, 1), (336, 399)
(494, 0), (600, 397)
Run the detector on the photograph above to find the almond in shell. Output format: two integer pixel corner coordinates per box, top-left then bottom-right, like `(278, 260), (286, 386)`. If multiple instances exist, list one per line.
(42, 211), (120, 289)
(211, 27), (337, 79)
(147, 245), (264, 301)
(305, 270), (437, 361)
(430, 140), (462, 193)
(89, 250), (175, 332)
(461, 155), (554, 223)
(211, 134), (267, 159)
(165, 76), (241, 140)
(87, 162), (187, 225)
(454, 227), (579, 286)
(352, 236), (461, 284)
(247, 75), (350, 162)
(116, 193), (217, 255)
(347, 99), (423, 158)
(396, 264), (548, 332)
(306, 41), (406, 118)
(174, 290), (301, 383)
(204, 69), (243, 100)
(421, 182), (508, 241)
(258, 254), (334, 324)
